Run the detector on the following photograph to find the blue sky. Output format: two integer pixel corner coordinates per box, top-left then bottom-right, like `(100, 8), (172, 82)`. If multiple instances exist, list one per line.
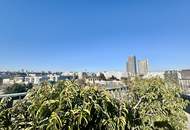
(0, 0), (190, 72)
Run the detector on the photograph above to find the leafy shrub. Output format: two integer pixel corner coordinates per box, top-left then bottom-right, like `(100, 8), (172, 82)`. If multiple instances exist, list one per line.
(0, 78), (188, 130)
(126, 78), (188, 130)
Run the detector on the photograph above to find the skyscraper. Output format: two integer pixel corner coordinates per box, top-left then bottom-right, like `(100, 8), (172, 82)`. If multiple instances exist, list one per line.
(138, 59), (149, 75)
(127, 56), (137, 76)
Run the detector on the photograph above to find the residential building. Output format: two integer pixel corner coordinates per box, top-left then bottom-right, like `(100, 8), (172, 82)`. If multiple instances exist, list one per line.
(24, 76), (41, 85)
(48, 74), (59, 82)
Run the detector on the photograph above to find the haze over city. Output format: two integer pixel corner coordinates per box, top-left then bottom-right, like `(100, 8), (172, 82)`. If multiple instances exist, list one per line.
(0, 0), (190, 71)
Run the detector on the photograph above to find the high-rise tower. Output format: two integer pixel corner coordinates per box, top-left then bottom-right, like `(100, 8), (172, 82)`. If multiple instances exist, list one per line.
(127, 56), (137, 76)
(138, 59), (149, 75)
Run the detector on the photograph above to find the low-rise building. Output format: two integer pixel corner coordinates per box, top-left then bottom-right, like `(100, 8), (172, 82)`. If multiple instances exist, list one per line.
(58, 75), (74, 81)
(143, 72), (165, 79)
(2, 78), (12, 84)
(13, 76), (25, 84)
(48, 74), (59, 82)
(24, 76), (41, 85)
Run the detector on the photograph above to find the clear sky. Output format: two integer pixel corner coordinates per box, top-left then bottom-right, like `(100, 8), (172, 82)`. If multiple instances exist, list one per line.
(0, 0), (190, 72)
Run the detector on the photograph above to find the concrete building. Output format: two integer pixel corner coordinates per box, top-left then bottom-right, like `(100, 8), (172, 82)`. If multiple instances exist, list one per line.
(138, 59), (149, 75)
(178, 70), (190, 92)
(2, 78), (12, 84)
(127, 56), (137, 76)
(13, 77), (25, 84)
(48, 74), (59, 82)
(24, 76), (41, 85)
(85, 75), (99, 84)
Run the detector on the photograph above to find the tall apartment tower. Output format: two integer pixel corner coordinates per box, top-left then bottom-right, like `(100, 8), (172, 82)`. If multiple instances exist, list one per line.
(138, 59), (149, 75)
(127, 56), (137, 76)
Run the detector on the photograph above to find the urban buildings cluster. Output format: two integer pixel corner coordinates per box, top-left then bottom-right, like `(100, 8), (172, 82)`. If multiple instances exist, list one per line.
(0, 56), (190, 93)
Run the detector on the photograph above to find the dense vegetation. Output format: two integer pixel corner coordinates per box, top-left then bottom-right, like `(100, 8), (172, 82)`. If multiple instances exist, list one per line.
(4, 83), (33, 94)
(0, 78), (188, 130)
(0, 78), (2, 86)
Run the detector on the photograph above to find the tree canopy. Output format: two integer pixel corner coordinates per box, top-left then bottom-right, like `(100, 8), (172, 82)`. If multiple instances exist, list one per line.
(0, 77), (3, 86)
(98, 73), (106, 81)
(4, 83), (33, 94)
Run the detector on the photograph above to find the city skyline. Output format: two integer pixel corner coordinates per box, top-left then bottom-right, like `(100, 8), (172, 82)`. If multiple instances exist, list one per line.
(0, 56), (183, 73)
(1, 0), (190, 71)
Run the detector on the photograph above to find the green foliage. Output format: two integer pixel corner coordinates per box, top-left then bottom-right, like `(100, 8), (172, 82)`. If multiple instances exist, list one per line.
(0, 97), (13, 130)
(107, 75), (119, 81)
(0, 78), (188, 130)
(164, 71), (179, 85)
(4, 83), (33, 94)
(0, 78), (3, 86)
(126, 78), (188, 130)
